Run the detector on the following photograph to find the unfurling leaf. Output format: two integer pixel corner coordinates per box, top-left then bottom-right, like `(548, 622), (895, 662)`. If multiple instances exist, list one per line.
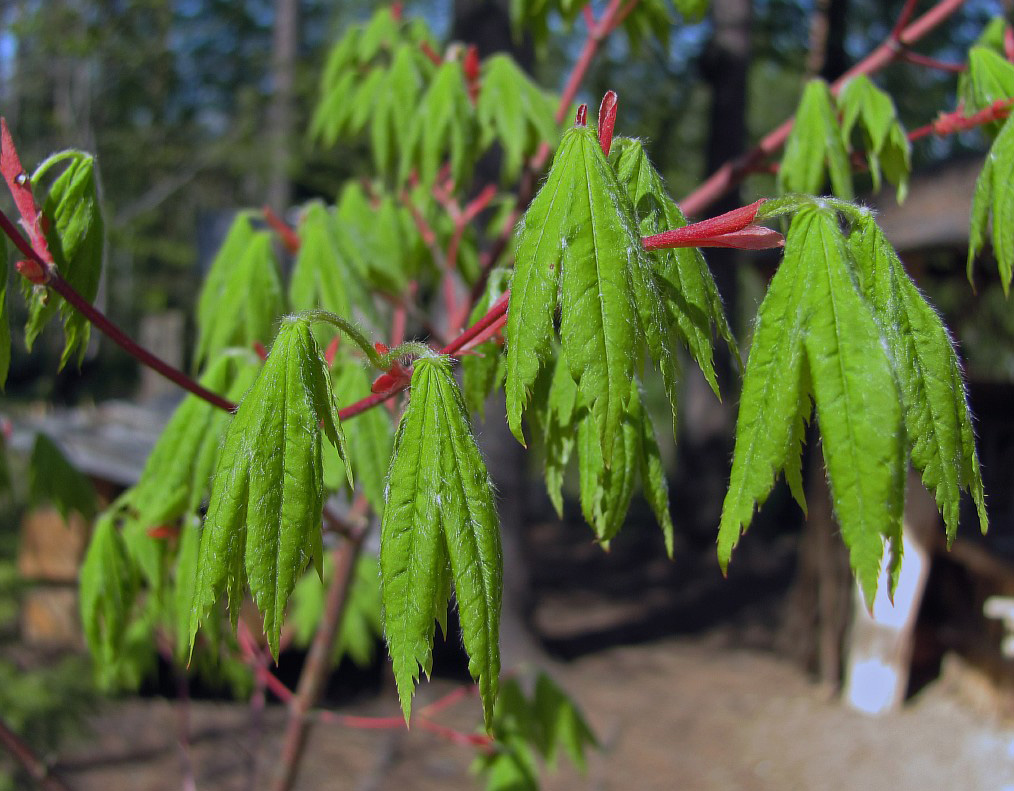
(779, 79), (853, 200)
(80, 513), (137, 668)
(23, 151), (103, 368)
(194, 214), (284, 369)
(381, 356), (501, 729)
(720, 206), (905, 605)
(189, 317), (348, 660)
(611, 136), (736, 405)
(506, 125), (649, 467)
(967, 115), (1014, 292)
(838, 75), (911, 202)
(849, 215), (987, 543)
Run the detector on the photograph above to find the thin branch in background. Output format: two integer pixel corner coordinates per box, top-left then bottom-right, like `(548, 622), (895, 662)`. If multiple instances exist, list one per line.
(897, 49), (967, 72)
(0, 714), (74, 791)
(272, 528), (366, 791)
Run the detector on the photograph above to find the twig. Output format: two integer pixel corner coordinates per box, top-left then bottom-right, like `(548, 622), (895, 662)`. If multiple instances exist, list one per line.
(0, 714), (73, 791)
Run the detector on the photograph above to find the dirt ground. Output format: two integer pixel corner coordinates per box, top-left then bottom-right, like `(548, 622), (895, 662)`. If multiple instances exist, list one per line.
(54, 635), (1014, 791)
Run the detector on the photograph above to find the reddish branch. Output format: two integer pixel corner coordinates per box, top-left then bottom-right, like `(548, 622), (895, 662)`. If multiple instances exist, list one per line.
(679, 0), (969, 217)
(0, 714), (73, 791)
(908, 98), (1013, 140)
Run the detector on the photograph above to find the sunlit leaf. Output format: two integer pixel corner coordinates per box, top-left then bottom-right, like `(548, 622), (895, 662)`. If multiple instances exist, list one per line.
(849, 215), (987, 543)
(24, 151), (103, 368)
(381, 356), (501, 728)
(189, 318), (348, 659)
(779, 79), (853, 199)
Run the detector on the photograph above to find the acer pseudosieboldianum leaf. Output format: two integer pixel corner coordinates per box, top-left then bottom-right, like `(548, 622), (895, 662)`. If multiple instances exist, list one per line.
(24, 151), (103, 368)
(80, 512), (137, 669)
(848, 214), (988, 542)
(610, 136), (737, 405)
(380, 355), (501, 729)
(779, 79), (854, 201)
(968, 114), (1014, 293)
(506, 124), (654, 467)
(837, 75), (911, 202)
(29, 432), (97, 522)
(720, 205), (905, 605)
(189, 317), (349, 660)
(194, 213), (284, 370)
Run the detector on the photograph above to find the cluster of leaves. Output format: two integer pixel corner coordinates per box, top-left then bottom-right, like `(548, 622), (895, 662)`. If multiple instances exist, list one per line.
(473, 673), (597, 791)
(312, 7), (560, 186)
(719, 197), (986, 603)
(778, 76), (910, 202)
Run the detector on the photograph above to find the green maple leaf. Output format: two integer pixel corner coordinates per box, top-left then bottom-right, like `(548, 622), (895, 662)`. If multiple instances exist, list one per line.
(194, 213), (284, 369)
(381, 356), (501, 729)
(506, 125), (648, 467)
(779, 79), (853, 200)
(400, 58), (477, 187)
(720, 206), (905, 605)
(968, 115), (1014, 293)
(23, 151), (103, 368)
(849, 214), (987, 542)
(477, 55), (560, 182)
(838, 75), (911, 202)
(189, 317), (348, 659)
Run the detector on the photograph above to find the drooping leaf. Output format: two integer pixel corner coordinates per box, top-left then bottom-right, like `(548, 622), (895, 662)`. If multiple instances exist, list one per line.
(968, 115), (1014, 293)
(125, 351), (259, 529)
(533, 673), (598, 771)
(611, 136), (736, 405)
(289, 202), (371, 326)
(719, 213), (813, 569)
(507, 125), (647, 467)
(961, 46), (1014, 118)
(779, 79), (853, 200)
(372, 45), (426, 179)
(800, 208), (905, 606)
(477, 55), (560, 182)
(24, 151), (103, 368)
(28, 433), (96, 522)
(194, 217), (284, 368)
(335, 183), (423, 293)
(534, 354), (579, 517)
(400, 58), (477, 187)
(80, 513), (137, 667)
(849, 215), (987, 543)
(838, 75), (911, 201)
(462, 267), (509, 417)
(189, 318), (348, 659)
(381, 356), (501, 728)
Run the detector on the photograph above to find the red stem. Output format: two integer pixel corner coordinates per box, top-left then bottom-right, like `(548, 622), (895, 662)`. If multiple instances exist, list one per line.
(679, 0), (968, 217)
(897, 50), (966, 72)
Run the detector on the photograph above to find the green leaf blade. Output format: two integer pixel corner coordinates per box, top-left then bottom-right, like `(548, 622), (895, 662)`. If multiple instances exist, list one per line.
(802, 209), (905, 605)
